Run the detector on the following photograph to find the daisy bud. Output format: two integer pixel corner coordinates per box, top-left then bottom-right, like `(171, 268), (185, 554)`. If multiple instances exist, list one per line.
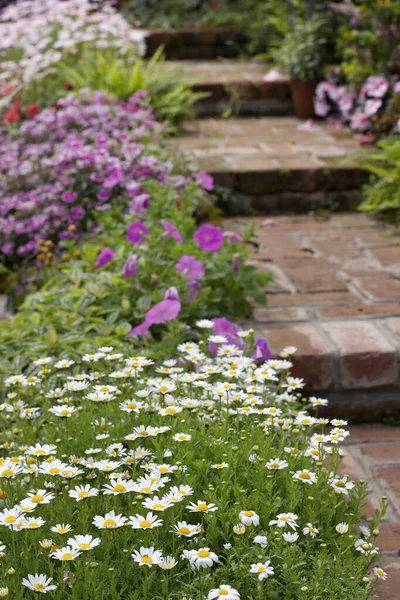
(89, 562), (98, 568)
(0, 553), (5, 559)
(0, 490), (7, 499)
(301, 587), (308, 592)
(39, 539), (53, 550)
(372, 529), (379, 536)
(6, 569), (14, 576)
(233, 524), (246, 535)
(362, 577), (370, 583)
(0, 588), (8, 597)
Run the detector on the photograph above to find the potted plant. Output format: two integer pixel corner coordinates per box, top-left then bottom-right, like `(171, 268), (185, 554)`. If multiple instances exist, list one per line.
(274, 15), (332, 119)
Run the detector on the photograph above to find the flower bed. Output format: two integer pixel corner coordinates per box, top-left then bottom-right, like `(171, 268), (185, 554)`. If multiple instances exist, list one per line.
(0, 329), (387, 599)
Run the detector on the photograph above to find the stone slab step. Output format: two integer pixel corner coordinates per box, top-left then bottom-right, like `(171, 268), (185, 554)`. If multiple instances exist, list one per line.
(224, 214), (400, 412)
(171, 60), (292, 116)
(144, 27), (246, 59)
(178, 117), (367, 212)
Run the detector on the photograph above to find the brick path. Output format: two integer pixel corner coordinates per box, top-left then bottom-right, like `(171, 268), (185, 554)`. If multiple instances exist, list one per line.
(178, 117), (366, 211)
(342, 425), (400, 599)
(224, 214), (400, 409)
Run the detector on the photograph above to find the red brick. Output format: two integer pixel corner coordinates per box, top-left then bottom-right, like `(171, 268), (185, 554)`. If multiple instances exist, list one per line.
(377, 523), (400, 552)
(286, 268), (348, 293)
(253, 307), (309, 323)
(377, 466), (400, 509)
(355, 276), (400, 302)
(310, 240), (360, 259)
(375, 557), (400, 600)
(387, 318), (400, 345)
(267, 291), (360, 308)
(318, 303), (400, 320)
(348, 424), (400, 443)
(263, 323), (336, 389)
(321, 321), (398, 388)
(362, 442), (400, 464)
(373, 247), (400, 267)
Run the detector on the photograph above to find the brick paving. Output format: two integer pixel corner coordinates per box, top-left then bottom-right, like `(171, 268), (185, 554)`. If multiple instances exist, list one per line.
(341, 425), (400, 599)
(178, 117), (366, 210)
(224, 213), (400, 400)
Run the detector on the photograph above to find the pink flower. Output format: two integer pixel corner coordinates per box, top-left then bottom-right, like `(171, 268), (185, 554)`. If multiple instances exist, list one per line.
(251, 338), (272, 362)
(350, 112), (370, 131)
(160, 220), (183, 242)
(360, 76), (389, 99)
(95, 247), (115, 267)
(126, 220), (149, 244)
(394, 81), (400, 93)
(196, 171), (214, 191)
(61, 191), (78, 203)
(315, 81), (341, 102)
(122, 255), (138, 277)
(128, 288), (181, 337)
(176, 255), (204, 280)
(194, 224), (223, 252)
(364, 98), (382, 117)
(314, 98), (330, 117)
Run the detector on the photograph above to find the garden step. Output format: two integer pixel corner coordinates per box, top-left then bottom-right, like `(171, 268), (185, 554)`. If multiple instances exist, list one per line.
(171, 59), (292, 116)
(224, 214), (400, 413)
(144, 26), (246, 59)
(178, 117), (366, 212)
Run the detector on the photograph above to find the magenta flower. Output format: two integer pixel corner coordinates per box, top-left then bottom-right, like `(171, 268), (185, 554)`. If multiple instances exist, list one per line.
(208, 317), (247, 355)
(360, 76), (389, 99)
(196, 171), (214, 191)
(194, 224), (223, 252)
(128, 321), (151, 338)
(103, 169), (125, 189)
(95, 247), (115, 267)
(176, 255), (205, 280)
(122, 255), (138, 277)
(126, 220), (149, 244)
(314, 97), (330, 117)
(188, 281), (202, 302)
(128, 288), (181, 337)
(251, 338), (272, 362)
(61, 191), (78, 203)
(160, 220), (183, 243)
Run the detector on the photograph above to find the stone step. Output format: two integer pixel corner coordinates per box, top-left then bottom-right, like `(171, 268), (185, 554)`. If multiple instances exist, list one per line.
(177, 117), (367, 213)
(144, 27), (246, 59)
(222, 214), (400, 414)
(171, 60), (292, 116)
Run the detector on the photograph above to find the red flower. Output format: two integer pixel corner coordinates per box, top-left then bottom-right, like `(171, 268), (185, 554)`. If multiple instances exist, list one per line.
(0, 83), (15, 96)
(26, 104), (40, 118)
(62, 81), (73, 90)
(3, 108), (20, 124)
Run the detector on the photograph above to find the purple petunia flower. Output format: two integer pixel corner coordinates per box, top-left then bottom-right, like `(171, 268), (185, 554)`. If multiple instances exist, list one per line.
(193, 224), (223, 252)
(188, 280), (202, 302)
(196, 170), (214, 191)
(103, 169), (125, 189)
(175, 255), (205, 280)
(122, 254), (138, 277)
(251, 338), (272, 362)
(128, 288), (181, 337)
(350, 112), (370, 131)
(95, 247), (115, 267)
(126, 220), (149, 244)
(160, 220), (183, 242)
(208, 317), (247, 355)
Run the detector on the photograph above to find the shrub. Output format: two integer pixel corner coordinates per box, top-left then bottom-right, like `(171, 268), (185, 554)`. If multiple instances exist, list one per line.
(357, 137), (400, 224)
(0, 333), (387, 599)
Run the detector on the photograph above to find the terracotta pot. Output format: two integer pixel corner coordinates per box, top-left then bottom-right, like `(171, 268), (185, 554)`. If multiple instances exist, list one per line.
(290, 78), (317, 120)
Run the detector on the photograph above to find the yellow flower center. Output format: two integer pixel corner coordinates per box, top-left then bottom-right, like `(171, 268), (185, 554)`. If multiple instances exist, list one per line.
(244, 511), (254, 517)
(159, 386), (168, 393)
(165, 407), (176, 414)
(299, 472), (311, 479)
(139, 430), (148, 436)
(1, 469), (14, 477)
(113, 484), (126, 493)
(196, 503), (209, 511)
(215, 464), (224, 468)
(31, 494), (44, 503)
(79, 543), (91, 550)
(139, 520), (152, 529)
(178, 435), (186, 440)
(103, 519), (117, 528)
(5, 515), (16, 523)
(257, 566), (265, 573)
(33, 584), (46, 590)
(10, 457), (20, 463)
(127, 403), (137, 409)
(141, 555), (153, 564)
(49, 467), (60, 475)
(28, 522), (39, 528)
(78, 491), (89, 499)
(99, 387), (109, 392)
(335, 481), (346, 488)
(34, 450), (45, 455)
(198, 550), (210, 558)
(179, 527), (191, 535)
(58, 528), (67, 534)
(61, 553), (73, 560)
(219, 591), (229, 596)
(153, 504), (164, 510)
(141, 487), (151, 493)
(158, 467), (168, 473)
(60, 410), (70, 416)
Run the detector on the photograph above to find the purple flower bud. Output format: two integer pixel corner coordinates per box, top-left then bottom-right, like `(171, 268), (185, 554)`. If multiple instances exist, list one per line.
(122, 255), (138, 277)
(188, 280), (202, 302)
(232, 253), (241, 272)
(224, 231), (242, 243)
(196, 170), (214, 191)
(164, 287), (180, 301)
(95, 247), (115, 267)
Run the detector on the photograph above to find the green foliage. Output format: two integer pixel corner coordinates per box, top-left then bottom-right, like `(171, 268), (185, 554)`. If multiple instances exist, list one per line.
(273, 14), (334, 81)
(336, 0), (400, 87)
(357, 137), (400, 224)
(22, 47), (206, 131)
(0, 181), (270, 374)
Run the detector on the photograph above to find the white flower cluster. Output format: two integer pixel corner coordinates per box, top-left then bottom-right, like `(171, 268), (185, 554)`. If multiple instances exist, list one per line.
(0, 0), (147, 85)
